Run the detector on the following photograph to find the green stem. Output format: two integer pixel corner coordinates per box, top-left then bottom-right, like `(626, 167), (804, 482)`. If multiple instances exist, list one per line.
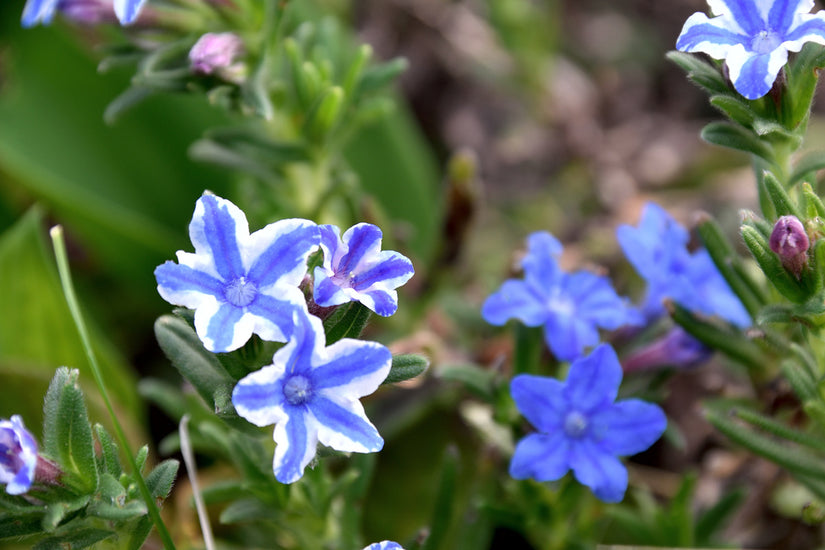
(50, 226), (177, 550)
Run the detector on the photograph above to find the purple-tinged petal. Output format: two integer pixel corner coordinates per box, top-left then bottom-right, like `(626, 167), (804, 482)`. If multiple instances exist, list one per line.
(313, 268), (351, 307)
(706, 0), (764, 34)
(569, 439), (628, 503)
(21, 0), (60, 26)
(246, 219), (319, 288)
(482, 280), (546, 326)
(189, 195), (247, 282)
(676, 12), (749, 56)
(594, 400), (667, 456)
(563, 345), (622, 413)
(522, 232), (564, 293)
(351, 251), (414, 292)
(509, 432), (570, 481)
(113, 0), (145, 24)
(782, 13), (825, 49)
(311, 395), (383, 453)
(196, 301), (251, 353)
(360, 288), (398, 317)
(272, 408), (318, 484)
(543, 312), (600, 362)
(154, 261), (225, 308)
(313, 339), (392, 394)
(339, 223), (383, 274)
(232, 364), (288, 427)
(510, 375), (567, 432)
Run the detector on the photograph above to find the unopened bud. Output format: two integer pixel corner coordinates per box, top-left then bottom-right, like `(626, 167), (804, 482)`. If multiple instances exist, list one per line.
(622, 327), (712, 373)
(189, 32), (245, 80)
(769, 215), (809, 278)
(57, 0), (117, 24)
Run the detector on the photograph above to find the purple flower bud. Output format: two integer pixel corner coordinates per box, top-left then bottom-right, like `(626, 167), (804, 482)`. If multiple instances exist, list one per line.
(622, 327), (713, 373)
(189, 32), (245, 77)
(57, 0), (117, 24)
(770, 215), (810, 278)
(0, 416), (38, 495)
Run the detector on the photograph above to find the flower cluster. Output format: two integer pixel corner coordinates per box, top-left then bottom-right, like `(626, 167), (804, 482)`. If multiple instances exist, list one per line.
(482, 231), (641, 361)
(676, 0), (825, 99)
(22, 0), (146, 26)
(155, 194), (414, 483)
(0, 416), (38, 495)
(509, 345), (667, 502)
(617, 202), (750, 327)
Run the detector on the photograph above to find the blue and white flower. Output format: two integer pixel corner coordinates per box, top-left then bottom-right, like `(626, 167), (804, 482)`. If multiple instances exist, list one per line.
(509, 345), (667, 503)
(363, 542), (404, 550)
(22, 0), (146, 26)
(155, 194), (320, 353)
(676, 0), (825, 99)
(313, 223), (414, 317)
(616, 202), (751, 327)
(0, 416), (38, 495)
(482, 232), (642, 362)
(232, 308), (392, 484)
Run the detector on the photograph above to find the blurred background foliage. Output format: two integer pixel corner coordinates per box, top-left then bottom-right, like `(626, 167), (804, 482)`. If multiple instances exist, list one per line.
(4, 0), (825, 548)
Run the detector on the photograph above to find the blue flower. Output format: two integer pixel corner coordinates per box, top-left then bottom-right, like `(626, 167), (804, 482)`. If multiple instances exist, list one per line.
(155, 194), (320, 353)
(622, 327), (714, 373)
(676, 0), (825, 99)
(616, 202), (750, 327)
(232, 308), (392, 484)
(363, 542), (404, 550)
(509, 345), (667, 503)
(0, 416), (38, 495)
(481, 232), (642, 362)
(22, 0), (146, 27)
(313, 223), (415, 317)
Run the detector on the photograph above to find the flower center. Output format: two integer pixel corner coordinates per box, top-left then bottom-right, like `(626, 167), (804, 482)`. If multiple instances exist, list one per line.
(751, 30), (780, 54)
(224, 277), (258, 307)
(563, 411), (589, 439)
(332, 270), (357, 289)
(283, 375), (313, 406)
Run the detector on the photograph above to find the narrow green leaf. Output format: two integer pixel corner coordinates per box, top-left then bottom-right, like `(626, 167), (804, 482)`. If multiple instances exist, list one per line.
(355, 58), (408, 98)
(145, 460), (179, 499)
(0, 514), (45, 539)
(33, 528), (115, 550)
(128, 517), (154, 550)
(87, 499), (147, 520)
(791, 153), (825, 187)
(134, 445), (149, 475)
(325, 302), (372, 344)
(666, 51), (730, 94)
(220, 498), (276, 524)
(438, 364), (496, 401)
(701, 122), (774, 161)
(761, 170), (802, 218)
(306, 86), (344, 143)
(709, 95), (756, 128)
(421, 447), (459, 550)
(43, 367), (72, 461)
(137, 379), (188, 422)
(731, 405), (825, 453)
(695, 488), (744, 545)
(94, 424), (122, 477)
(382, 354), (429, 385)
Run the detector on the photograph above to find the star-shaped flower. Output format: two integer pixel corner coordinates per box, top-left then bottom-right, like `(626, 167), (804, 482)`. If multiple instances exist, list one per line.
(0, 416), (38, 496)
(616, 202), (750, 327)
(363, 542), (404, 550)
(232, 308), (392, 484)
(676, 0), (825, 99)
(22, 0), (146, 27)
(509, 345), (667, 503)
(482, 232), (641, 362)
(155, 194), (320, 352)
(313, 223), (415, 317)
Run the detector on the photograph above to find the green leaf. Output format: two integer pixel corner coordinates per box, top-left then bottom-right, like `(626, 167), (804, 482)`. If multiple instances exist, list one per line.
(355, 58), (409, 98)
(33, 528), (115, 550)
(382, 354), (429, 385)
(666, 51), (730, 94)
(700, 122), (774, 161)
(0, 513), (44, 539)
(791, 153), (825, 187)
(41, 496), (89, 532)
(801, 181), (825, 218)
(128, 517), (154, 550)
(760, 170), (802, 218)
(324, 302), (372, 344)
(438, 363), (496, 401)
(94, 424), (122, 477)
(220, 498), (277, 524)
(709, 95), (756, 128)
(145, 459), (180, 500)
(87, 498), (147, 520)
(785, 42), (825, 129)
(695, 488), (744, 545)
(421, 447), (459, 550)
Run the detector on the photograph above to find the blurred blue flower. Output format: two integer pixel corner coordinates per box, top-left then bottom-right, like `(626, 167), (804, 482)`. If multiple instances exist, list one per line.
(482, 232), (642, 362)
(0, 416), (38, 495)
(232, 308), (391, 484)
(363, 542), (404, 550)
(676, 0), (825, 99)
(155, 194), (319, 352)
(22, 0), (146, 26)
(313, 223), (414, 317)
(616, 202), (750, 327)
(622, 327), (714, 373)
(509, 345), (667, 503)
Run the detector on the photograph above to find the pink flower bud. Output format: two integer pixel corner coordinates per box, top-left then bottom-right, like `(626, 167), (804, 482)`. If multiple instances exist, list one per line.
(769, 215), (809, 277)
(189, 32), (245, 76)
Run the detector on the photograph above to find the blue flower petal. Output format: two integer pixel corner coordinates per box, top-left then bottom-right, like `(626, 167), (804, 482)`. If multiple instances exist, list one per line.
(280, 308), (322, 374)
(676, 14), (748, 52)
(595, 400), (667, 456)
(543, 311), (600, 362)
(769, 0), (813, 33)
(563, 345), (622, 413)
(352, 252), (414, 291)
(114, 0), (146, 24)
(21, 0), (59, 27)
(247, 219), (320, 289)
(311, 395), (383, 453)
(232, 364), (287, 427)
(481, 280), (547, 326)
(273, 408), (318, 484)
(569, 439), (628, 503)
(522, 232), (563, 293)
(360, 289), (398, 317)
(509, 432), (570, 481)
(313, 340), (392, 393)
(730, 49), (781, 99)
(566, 271), (640, 329)
(154, 261), (224, 305)
(689, 250), (752, 326)
(783, 13), (825, 46)
(190, 195), (246, 282)
(313, 268), (350, 307)
(199, 302), (248, 352)
(363, 542), (405, 550)
(339, 223), (383, 273)
(246, 293), (305, 344)
(510, 375), (567, 431)
(318, 224), (342, 260)
(707, 0), (763, 34)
